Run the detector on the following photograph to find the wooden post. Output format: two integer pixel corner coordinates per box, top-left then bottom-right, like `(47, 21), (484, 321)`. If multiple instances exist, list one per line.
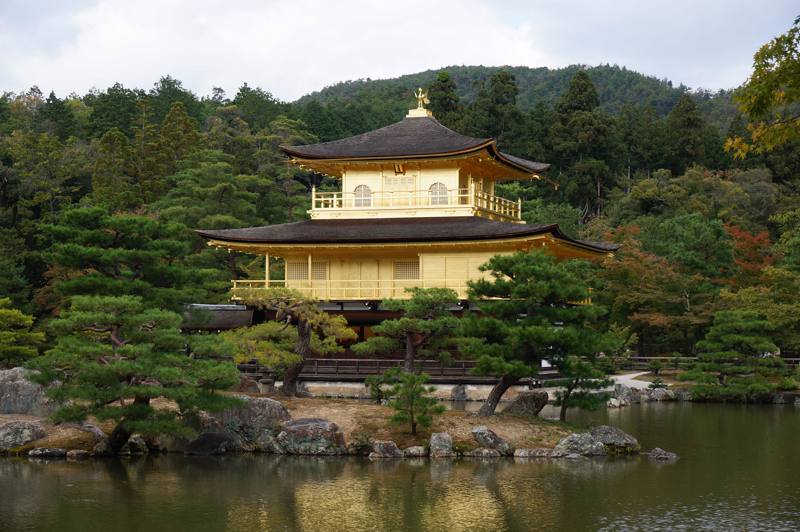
(307, 253), (312, 296)
(311, 185), (316, 210)
(265, 252), (270, 287)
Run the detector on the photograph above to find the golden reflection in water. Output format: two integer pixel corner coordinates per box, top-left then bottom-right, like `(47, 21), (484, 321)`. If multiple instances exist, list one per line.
(419, 481), (505, 531)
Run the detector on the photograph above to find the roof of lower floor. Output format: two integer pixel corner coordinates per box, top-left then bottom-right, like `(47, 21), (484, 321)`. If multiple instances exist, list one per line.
(196, 217), (619, 254)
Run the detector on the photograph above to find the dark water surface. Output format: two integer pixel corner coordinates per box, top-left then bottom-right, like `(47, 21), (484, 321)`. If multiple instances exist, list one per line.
(2, 403), (799, 531)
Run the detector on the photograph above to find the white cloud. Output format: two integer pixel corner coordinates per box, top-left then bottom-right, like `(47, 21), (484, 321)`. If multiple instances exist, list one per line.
(0, 0), (796, 99)
(0, 0), (551, 99)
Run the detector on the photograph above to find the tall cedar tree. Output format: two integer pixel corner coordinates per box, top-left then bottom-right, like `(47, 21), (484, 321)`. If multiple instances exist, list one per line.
(462, 249), (612, 416)
(29, 295), (239, 452)
(679, 310), (783, 402)
(427, 72), (461, 128)
(0, 297), (43, 367)
(550, 70), (619, 216)
(351, 288), (461, 372)
(233, 287), (356, 395)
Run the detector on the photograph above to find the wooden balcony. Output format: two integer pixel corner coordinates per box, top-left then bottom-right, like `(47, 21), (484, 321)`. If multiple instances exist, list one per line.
(310, 186), (522, 222)
(231, 278), (470, 300)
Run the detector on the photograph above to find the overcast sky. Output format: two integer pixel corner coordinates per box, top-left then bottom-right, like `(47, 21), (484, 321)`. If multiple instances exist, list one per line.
(0, 0), (796, 101)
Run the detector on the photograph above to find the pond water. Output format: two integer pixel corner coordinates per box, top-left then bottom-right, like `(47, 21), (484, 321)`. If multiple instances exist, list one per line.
(2, 402), (799, 531)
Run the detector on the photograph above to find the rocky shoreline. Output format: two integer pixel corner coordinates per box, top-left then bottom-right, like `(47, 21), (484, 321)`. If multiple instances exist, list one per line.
(0, 368), (679, 462)
(607, 382), (800, 407)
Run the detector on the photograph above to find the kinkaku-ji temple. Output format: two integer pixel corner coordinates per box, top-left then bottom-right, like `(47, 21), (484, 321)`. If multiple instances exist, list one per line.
(194, 91), (618, 378)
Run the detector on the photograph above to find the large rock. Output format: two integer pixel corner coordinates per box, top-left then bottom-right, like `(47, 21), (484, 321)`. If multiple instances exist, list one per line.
(185, 433), (235, 455)
(554, 433), (606, 456)
(614, 383), (641, 405)
(0, 420), (46, 452)
(464, 448), (501, 458)
(674, 388), (693, 402)
(589, 425), (641, 454)
(648, 447), (679, 461)
(503, 391), (549, 417)
(643, 388), (676, 402)
(28, 447), (66, 458)
(66, 449), (90, 460)
(429, 432), (455, 458)
(120, 434), (149, 455)
(606, 397), (629, 408)
(450, 384), (468, 402)
(471, 426), (513, 455)
(514, 448), (564, 458)
(0, 368), (55, 416)
(276, 418), (346, 455)
(369, 440), (403, 459)
(199, 395), (291, 453)
(403, 445), (427, 457)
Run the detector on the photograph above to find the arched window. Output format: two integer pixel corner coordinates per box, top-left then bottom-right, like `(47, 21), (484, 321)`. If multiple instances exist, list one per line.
(354, 184), (372, 207)
(429, 182), (448, 205)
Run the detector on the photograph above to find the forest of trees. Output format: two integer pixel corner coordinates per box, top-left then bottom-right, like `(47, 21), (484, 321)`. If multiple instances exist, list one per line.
(1, 20), (798, 402)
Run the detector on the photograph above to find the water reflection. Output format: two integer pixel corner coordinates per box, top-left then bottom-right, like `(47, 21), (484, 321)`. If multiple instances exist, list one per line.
(1, 403), (799, 531)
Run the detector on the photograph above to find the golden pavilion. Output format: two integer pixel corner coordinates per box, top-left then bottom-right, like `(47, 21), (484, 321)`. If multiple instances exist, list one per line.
(197, 92), (617, 306)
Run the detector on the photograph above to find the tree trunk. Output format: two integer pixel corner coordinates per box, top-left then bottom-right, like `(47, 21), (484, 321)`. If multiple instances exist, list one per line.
(404, 332), (415, 372)
(478, 374), (519, 417)
(280, 361), (305, 396)
(282, 319), (312, 396)
(559, 388), (572, 422)
(108, 396), (150, 453)
(107, 423), (132, 454)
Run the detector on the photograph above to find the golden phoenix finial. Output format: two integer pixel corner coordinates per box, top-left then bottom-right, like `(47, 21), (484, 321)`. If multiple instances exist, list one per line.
(414, 87), (429, 109)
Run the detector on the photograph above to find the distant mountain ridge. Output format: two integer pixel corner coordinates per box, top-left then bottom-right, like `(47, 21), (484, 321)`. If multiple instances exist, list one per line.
(297, 64), (737, 129)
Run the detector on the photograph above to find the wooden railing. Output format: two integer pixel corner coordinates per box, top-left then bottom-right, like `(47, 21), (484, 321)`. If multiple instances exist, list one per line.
(311, 186), (522, 221)
(237, 358), (560, 384)
(232, 278), (470, 300)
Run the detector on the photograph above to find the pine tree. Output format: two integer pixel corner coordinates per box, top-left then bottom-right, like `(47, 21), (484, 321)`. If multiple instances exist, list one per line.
(461, 249), (613, 416)
(0, 297), (43, 368)
(351, 288), (460, 372)
(386, 370), (446, 435)
(679, 310), (783, 402)
(45, 207), (204, 310)
(28, 295), (240, 452)
(551, 356), (612, 422)
(233, 288), (356, 395)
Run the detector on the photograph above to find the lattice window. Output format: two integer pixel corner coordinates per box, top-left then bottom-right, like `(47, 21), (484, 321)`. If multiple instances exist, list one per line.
(312, 261), (328, 280)
(354, 185), (372, 207)
(393, 260), (420, 280)
(429, 182), (449, 205)
(286, 262), (308, 280)
(383, 174), (415, 191)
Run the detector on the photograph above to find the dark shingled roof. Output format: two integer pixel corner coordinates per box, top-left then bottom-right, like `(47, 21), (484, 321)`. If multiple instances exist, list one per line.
(197, 217), (619, 253)
(281, 117), (550, 173)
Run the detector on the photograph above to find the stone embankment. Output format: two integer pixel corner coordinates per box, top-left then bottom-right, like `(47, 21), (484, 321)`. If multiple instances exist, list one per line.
(0, 367), (678, 461)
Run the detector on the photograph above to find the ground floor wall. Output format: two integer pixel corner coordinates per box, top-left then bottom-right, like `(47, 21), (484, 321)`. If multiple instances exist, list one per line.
(280, 249), (506, 300)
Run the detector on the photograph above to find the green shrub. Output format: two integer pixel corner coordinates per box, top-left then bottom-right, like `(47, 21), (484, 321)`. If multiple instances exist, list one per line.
(648, 377), (668, 389)
(387, 371), (446, 435)
(777, 377), (799, 391)
(647, 359), (664, 376)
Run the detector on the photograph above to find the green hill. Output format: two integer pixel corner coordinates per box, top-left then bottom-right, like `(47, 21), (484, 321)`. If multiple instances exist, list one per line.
(297, 64), (737, 129)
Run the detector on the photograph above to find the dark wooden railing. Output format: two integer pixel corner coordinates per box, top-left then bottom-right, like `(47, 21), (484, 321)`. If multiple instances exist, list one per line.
(237, 358), (559, 385)
(625, 356), (800, 369)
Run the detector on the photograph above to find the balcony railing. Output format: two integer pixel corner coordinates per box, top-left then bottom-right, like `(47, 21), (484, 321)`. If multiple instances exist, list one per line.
(231, 279), (591, 304)
(231, 278), (470, 300)
(311, 186), (522, 221)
